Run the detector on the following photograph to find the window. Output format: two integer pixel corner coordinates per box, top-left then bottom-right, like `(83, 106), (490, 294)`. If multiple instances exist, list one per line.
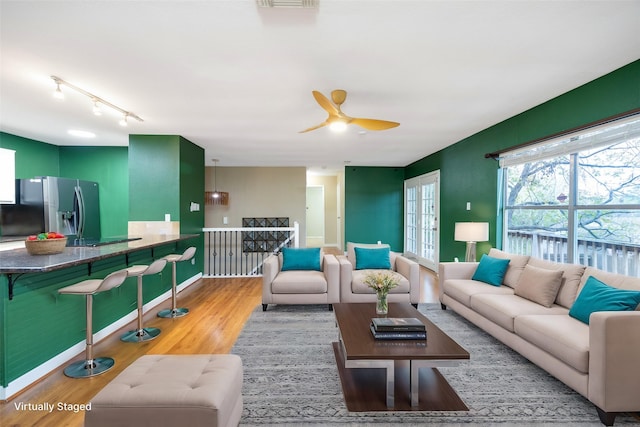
(500, 114), (640, 277)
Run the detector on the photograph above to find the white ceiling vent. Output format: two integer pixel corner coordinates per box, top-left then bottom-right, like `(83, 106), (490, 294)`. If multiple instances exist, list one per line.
(256, 0), (318, 8)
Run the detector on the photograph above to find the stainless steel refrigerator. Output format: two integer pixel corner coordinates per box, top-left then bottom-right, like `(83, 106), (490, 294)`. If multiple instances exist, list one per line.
(1, 176), (101, 241)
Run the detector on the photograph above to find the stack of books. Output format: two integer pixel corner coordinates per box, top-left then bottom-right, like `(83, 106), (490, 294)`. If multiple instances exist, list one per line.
(370, 317), (427, 340)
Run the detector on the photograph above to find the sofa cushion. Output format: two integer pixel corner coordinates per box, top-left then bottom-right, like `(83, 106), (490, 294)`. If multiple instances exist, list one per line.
(271, 270), (327, 294)
(527, 258), (586, 309)
(515, 314), (590, 374)
(354, 246), (391, 270)
(350, 269), (409, 294)
(569, 276), (640, 324)
(514, 264), (564, 308)
(579, 267), (640, 294)
(442, 279), (514, 307)
(488, 248), (530, 288)
(472, 254), (510, 286)
(281, 247), (321, 271)
(470, 294), (568, 332)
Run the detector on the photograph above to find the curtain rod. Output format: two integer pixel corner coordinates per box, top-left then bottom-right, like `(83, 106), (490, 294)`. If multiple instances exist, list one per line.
(484, 107), (640, 160)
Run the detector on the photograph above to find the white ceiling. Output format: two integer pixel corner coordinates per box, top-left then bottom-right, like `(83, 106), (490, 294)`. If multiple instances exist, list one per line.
(1, 1), (639, 173)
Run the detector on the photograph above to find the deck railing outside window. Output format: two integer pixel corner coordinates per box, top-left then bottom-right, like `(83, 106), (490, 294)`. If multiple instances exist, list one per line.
(506, 230), (640, 277)
(202, 222), (299, 277)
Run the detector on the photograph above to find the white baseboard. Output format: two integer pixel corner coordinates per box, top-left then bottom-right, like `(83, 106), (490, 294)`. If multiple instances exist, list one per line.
(0, 272), (202, 401)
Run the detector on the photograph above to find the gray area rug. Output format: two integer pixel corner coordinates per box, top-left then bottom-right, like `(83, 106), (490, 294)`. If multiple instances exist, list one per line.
(231, 304), (638, 426)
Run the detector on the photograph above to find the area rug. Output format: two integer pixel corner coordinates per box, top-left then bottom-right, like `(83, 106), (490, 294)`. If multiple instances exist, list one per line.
(231, 304), (638, 426)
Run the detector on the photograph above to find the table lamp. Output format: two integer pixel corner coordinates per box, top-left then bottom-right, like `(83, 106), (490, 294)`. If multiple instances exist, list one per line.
(454, 222), (489, 262)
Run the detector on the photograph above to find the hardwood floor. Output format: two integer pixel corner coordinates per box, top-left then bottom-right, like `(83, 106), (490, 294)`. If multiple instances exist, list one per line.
(1, 264), (439, 427)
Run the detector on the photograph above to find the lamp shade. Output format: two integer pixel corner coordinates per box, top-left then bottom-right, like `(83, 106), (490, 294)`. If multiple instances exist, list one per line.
(454, 222), (489, 242)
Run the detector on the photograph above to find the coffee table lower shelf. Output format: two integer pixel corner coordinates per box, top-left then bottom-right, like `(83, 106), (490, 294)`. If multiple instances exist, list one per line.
(332, 342), (468, 412)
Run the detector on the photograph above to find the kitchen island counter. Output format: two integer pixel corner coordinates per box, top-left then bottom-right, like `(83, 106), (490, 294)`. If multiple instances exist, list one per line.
(0, 234), (198, 274)
(0, 233), (202, 400)
(0, 234), (199, 299)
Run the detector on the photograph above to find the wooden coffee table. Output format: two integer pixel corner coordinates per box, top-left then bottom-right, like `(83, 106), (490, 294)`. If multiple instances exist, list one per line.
(332, 302), (469, 412)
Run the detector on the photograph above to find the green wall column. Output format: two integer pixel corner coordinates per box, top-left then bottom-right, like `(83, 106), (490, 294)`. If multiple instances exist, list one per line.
(344, 166), (404, 251)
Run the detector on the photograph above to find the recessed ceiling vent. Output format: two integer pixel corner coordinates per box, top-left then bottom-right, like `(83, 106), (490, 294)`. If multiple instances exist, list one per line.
(256, 0), (318, 8)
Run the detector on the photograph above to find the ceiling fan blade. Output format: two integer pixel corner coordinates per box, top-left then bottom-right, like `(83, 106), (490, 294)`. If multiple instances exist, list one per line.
(299, 121), (328, 133)
(312, 91), (340, 117)
(350, 118), (400, 131)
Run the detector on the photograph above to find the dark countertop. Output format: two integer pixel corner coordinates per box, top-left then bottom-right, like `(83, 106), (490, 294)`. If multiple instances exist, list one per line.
(0, 234), (199, 274)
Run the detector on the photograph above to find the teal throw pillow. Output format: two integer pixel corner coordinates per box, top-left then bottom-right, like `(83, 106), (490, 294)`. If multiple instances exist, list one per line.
(471, 254), (510, 286)
(354, 246), (391, 270)
(281, 247), (321, 271)
(569, 276), (640, 325)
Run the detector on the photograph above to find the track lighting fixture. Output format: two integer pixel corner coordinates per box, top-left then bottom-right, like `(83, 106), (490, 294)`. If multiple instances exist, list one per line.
(53, 82), (64, 100)
(92, 99), (102, 116)
(50, 76), (143, 126)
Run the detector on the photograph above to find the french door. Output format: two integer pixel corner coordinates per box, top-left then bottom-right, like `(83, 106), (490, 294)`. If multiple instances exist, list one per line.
(404, 171), (440, 271)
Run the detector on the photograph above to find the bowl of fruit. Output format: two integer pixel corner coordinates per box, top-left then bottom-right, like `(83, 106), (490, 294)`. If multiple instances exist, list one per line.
(25, 232), (68, 255)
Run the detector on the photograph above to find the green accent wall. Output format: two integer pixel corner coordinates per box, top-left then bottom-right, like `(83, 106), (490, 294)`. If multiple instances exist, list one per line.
(344, 166), (404, 251)
(405, 59), (640, 262)
(0, 132), (60, 178)
(129, 134), (205, 280)
(58, 146), (129, 237)
(128, 135), (181, 222)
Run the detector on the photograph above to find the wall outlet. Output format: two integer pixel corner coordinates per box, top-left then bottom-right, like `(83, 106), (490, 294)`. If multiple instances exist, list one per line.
(191, 258), (195, 265)
(164, 213), (171, 222)
(466, 202), (471, 210)
(223, 216), (228, 225)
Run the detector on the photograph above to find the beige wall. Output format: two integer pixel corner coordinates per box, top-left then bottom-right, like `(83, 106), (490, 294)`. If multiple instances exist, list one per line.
(204, 166), (307, 246)
(307, 174), (339, 247)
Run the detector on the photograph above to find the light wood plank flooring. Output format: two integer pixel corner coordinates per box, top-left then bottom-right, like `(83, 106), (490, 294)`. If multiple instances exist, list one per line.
(0, 262), (439, 427)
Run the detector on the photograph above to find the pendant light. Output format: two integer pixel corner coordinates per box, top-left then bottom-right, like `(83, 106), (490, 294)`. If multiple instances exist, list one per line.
(205, 159), (229, 206)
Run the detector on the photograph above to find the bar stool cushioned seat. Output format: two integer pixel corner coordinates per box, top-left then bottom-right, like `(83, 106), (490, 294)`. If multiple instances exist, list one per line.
(85, 354), (243, 427)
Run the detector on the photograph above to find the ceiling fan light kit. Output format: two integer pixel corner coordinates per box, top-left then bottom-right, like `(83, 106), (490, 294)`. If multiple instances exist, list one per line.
(300, 89), (399, 133)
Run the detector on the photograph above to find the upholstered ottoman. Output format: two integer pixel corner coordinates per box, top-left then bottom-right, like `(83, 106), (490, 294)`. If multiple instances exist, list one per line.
(85, 354), (243, 427)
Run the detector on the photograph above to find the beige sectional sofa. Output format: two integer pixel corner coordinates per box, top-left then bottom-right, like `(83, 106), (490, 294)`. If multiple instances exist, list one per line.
(439, 248), (640, 426)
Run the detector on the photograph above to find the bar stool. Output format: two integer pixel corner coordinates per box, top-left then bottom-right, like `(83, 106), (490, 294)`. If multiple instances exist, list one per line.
(120, 258), (167, 343)
(58, 269), (129, 378)
(158, 246), (196, 318)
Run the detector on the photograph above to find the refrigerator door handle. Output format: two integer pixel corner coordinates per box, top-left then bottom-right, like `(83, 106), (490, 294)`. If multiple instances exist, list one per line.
(75, 185), (86, 239)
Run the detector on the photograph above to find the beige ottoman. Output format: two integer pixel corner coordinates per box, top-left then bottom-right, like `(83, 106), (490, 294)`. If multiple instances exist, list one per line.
(85, 354), (243, 427)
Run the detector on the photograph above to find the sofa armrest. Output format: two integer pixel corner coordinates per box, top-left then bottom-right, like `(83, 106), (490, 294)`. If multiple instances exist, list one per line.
(395, 255), (420, 304)
(323, 254), (340, 303)
(588, 310), (640, 412)
(337, 255), (353, 301)
(262, 254), (281, 303)
(437, 262), (478, 301)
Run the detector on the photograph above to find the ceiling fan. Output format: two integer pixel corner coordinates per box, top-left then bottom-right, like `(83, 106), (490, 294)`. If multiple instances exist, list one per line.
(299, 89), (400, 133)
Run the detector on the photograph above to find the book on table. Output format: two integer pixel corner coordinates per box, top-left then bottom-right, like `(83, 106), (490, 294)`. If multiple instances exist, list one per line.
(369, 324), (427, 340)
(371, 317), (425, 332)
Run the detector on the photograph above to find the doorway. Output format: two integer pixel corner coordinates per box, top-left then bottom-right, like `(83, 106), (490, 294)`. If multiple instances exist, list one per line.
(404, 171), (440, 271)
(306, 185), (325, 247)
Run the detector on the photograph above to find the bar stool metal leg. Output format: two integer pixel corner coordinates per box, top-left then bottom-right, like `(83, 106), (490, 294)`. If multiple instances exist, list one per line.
(58, 269), (128, 378)
(121, 275), (161, 342)
(157, 260), (189, 318)
(120, 259), (166, 342)
(158, 247), (195, 318)
(64, 294), (115, 378)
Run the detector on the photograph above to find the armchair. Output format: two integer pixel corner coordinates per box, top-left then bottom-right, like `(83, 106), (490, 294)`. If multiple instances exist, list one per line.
(338, 242), (420, 305)
(262, 248), (339, 311)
